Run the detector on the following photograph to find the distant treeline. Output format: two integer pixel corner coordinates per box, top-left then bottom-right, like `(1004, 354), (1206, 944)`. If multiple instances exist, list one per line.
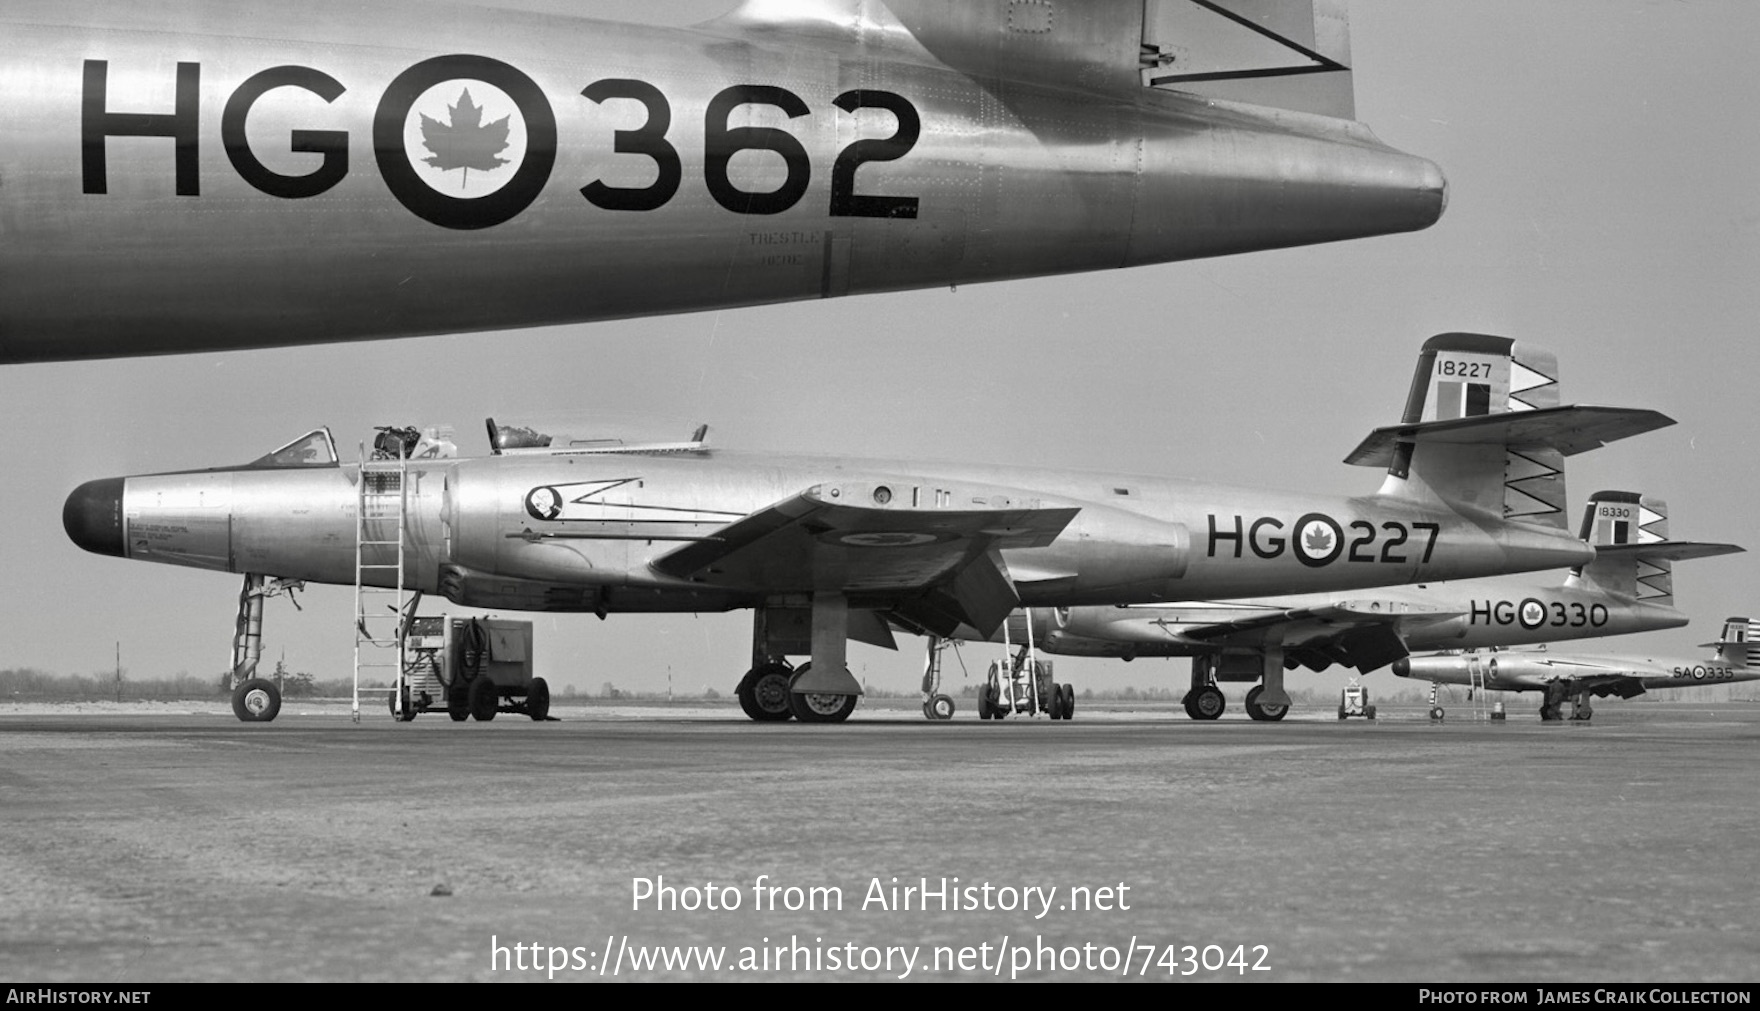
(0, 667), (380, 701)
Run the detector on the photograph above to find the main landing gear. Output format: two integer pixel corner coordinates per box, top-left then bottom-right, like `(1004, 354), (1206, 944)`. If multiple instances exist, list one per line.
(1183, 652), (1294, 722)
(1540, 680), (1594, 722)
(734, 598), (864, 724)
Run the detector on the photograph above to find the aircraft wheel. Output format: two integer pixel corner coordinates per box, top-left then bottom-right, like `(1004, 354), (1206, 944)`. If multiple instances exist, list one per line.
(929, 694), (956, 721)
(526, 677), (550, 721)
(468, 675), (499, 722)
(1048, 687), (1065, 720)
(789, 691), (857, 723)
(1244, 685), (1288, 722)
(1061, 683), (1075, 720)
(1366, 705), (1377, 720)
(977, 686), (993, 720)
(231, 678), (281, 723)
(447, 679), (470, 722)
(388, 687), (417, 722)
(1188, 685), (1225, 721)
(736, 664), (795, 722)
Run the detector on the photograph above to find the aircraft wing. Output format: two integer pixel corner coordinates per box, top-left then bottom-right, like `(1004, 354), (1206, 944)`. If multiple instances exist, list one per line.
(1177, 599), (1463, 672)
(651, 481), (1079, 636)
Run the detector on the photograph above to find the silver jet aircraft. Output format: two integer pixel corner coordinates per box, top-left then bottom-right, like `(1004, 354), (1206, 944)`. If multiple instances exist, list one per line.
(1395, 618), (1760, 722)
(63, 333), (1667, 723)
(985, 492), (1741, 721)
(0, 0), (1445, 363)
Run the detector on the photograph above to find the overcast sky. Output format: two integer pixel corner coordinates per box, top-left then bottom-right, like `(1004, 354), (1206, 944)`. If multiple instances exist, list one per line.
(2, 1), (1754, 702)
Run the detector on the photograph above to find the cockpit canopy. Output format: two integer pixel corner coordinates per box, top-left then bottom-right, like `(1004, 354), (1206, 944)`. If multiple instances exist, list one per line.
(245, 428), (340, 469)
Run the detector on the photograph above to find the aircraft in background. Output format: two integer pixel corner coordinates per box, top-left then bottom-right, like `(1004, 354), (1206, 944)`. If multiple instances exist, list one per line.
(0, 0), (1444, 363)
(1395, 618), (1760, 722)
(975, 491), (1741, 720)
(64, 334), (1665, 723)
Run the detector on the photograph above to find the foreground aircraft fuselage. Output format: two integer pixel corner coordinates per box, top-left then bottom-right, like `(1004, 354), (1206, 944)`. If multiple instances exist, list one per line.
(0, 0), (1446, 362)
(65, 443), (1592, 615)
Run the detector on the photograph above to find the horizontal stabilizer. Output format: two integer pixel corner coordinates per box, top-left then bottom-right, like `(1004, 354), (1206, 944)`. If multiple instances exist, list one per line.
(1346, 405), (1674, 468)
(1592, 541), (1744, 565)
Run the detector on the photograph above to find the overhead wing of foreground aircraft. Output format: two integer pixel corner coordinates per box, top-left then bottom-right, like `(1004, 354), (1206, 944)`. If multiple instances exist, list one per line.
(64, 334), (1666, 723)
(991, 491), (1741, 721)
(0, 0), (1445, 363)
(1395, 618), (1760, 722)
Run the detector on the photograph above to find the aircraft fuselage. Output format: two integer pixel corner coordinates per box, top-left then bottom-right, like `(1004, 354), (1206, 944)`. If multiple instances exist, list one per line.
(66, 448), (1591, 616)
(0, 1), (1445, 362)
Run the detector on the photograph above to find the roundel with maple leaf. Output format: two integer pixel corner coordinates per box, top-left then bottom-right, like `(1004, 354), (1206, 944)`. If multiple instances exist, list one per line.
(1291, 512), (1344, 568)
(374, 55), (556, 230)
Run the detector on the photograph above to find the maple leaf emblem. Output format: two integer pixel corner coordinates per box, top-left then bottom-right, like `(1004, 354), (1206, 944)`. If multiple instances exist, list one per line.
(420, 88), (511, 188)
(1303, 524), (1334, 554)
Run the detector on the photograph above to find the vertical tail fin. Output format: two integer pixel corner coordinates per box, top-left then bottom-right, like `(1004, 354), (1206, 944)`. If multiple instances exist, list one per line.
(1348, 334), (1566, 525)
(1712, 618), (1760, 669)
(1573, 492), (1672, 600)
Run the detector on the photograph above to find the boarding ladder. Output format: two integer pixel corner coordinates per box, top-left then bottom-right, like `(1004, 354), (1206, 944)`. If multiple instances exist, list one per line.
(1460, 650), (1497, 720)
(996, 614), (1043, 717)
(353, 433), (415, 723)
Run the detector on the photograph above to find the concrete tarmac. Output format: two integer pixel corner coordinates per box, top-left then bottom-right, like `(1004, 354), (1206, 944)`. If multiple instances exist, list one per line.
(2, 698), (1757, 983)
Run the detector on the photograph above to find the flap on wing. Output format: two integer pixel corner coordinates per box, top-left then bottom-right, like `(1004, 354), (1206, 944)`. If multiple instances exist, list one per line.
(890, 548), (1021, 639)
(1345, 406), (1674, 467)
(650, 481), (1078, 603)
(1593, 541), (1745, 564)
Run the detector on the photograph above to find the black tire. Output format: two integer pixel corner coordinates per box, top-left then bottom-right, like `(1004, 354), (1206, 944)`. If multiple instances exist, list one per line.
(1189, 685), (1225, 721)
(469, 674), (499, 722)
(1048, 686), (1065, 720)
(977, 686), (992, 720)
(526, 677), (550, 721)
(783, 663), (856, 723)
(1365, 705), (1377, 720)
(1244, 684), (1289, 722)
(1061, 683), (1075, 720)
(788, 690), (858, 723)
(929, 694), (956, 721)
(447, 679), (470, 722)
(388, 687), (417, 722)
(736, 664), (795, 722)
(231, 677), (281, 723)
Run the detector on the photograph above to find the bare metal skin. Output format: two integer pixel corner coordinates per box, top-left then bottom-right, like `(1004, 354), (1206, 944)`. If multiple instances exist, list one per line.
(0, 0), (1445, 362)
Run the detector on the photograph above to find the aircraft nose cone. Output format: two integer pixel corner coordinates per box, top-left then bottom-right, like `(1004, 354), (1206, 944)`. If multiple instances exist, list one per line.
(64, 478), (126, 557)
(1390, 657), (1411, 678)
(1413, 156), (1448, 224)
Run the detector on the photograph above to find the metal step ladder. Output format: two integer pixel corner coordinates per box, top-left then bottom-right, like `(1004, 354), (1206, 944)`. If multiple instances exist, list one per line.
(353, 435), (413, 723)
(994, 615), (1043, 717)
